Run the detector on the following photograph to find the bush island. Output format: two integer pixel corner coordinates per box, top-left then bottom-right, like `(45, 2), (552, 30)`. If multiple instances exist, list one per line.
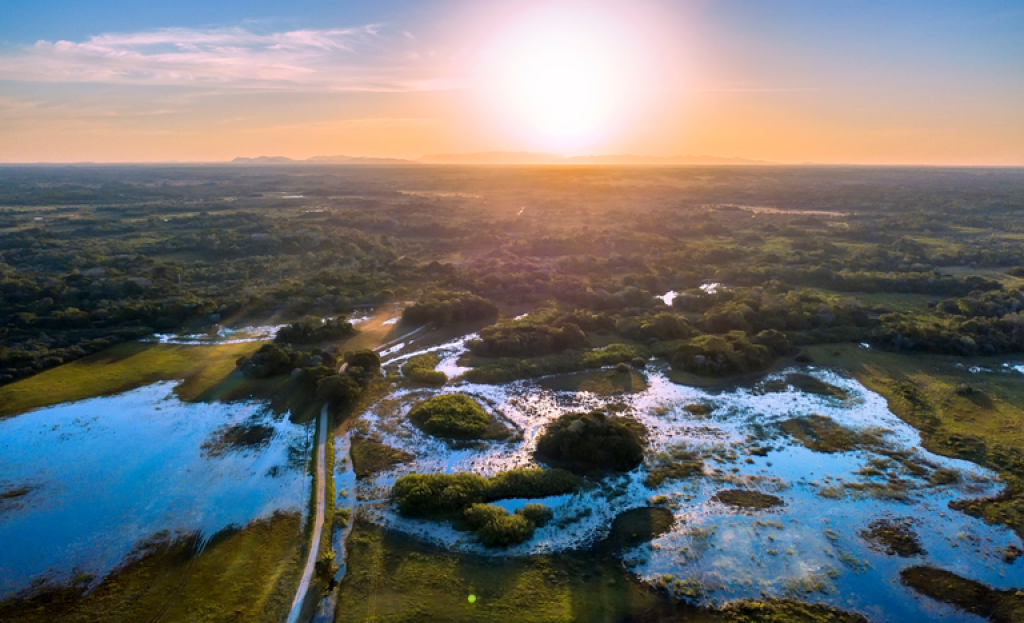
(463, 503), (536, 547)
(392, 468), (578, 518)
(392, 472), (488, 517)
(486, 467), (579, 500)
(535, 410), (647, 473)
(407, 393), (492, 439)
(400, 353), (447, 385)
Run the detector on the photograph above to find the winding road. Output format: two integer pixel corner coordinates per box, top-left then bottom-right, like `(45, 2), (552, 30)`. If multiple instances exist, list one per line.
(285, 404), (328, 623)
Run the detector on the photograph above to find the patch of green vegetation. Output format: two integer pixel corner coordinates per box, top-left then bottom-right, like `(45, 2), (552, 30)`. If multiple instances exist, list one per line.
(645, 446), (704, 488)
(400, 353), (448, 385)
(900, 566), (1024, 623)
(539, 366), (648, 396)
(463, 503), (545, 547)
(402, 291), (499, 327)
(860, 518), (925, 557)
(408, 393), (506, 440)
(392, 468), (579, 518)
(350, 436), (413, 479)
(535, 410), (647, 474)
(516, 503), (554, 527)
(711, 489), (784, 511)
(779, 415), (886, 454)
(601, 507), (675, 551)
(335, 522), (868, 623)
(463, 344), (641, 384)
(0, 512), (304, 623)
(718, 599), (869, 623)
(0, 341), (260, 418)
(275, 315), (356, 345)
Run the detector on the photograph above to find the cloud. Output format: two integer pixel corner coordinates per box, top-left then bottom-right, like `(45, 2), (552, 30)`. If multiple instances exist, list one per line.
(0, 24), (460, 92)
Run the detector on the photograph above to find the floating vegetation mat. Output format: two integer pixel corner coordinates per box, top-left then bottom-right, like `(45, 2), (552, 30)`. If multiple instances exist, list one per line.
(352, 336), (1024, 622)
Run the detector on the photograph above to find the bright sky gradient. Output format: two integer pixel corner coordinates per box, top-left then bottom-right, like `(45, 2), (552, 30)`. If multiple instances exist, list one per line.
(1, 0), (1022, 164)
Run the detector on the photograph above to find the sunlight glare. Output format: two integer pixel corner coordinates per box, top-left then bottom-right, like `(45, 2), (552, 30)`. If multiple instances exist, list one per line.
(481, 7), (650, 148)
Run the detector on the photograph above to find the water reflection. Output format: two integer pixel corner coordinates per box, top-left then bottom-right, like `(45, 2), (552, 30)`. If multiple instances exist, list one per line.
(0, 383), (311, 597)
(352, 346), (1023, 622)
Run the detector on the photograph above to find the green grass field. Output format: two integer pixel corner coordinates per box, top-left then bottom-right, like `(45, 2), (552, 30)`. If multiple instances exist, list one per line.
(0, 512), (305, 623)
(0, 341), (262, 418)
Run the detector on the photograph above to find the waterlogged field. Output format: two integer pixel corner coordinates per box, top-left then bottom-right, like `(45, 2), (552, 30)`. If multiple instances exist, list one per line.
(348, 336), (1024, 622)
(0, 382), (312, 598)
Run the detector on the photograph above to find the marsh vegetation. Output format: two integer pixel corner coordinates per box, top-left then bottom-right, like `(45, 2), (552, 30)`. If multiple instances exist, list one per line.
(2, 165), (1024, 622)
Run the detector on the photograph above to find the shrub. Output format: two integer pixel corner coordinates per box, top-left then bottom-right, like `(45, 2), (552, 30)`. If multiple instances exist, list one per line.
(315, 373), (361, 405)
(393, 469), (578, 518)
(276, 315), (355, 344)
(516, 503), (554, 527)
(400, 353), (448, 385)
(461, 504), (536, 547)
(345, 349), (381, 383)
(463, 503), (507, 529)
(392, 472), (488, 516)
(408, 394), (491, 439)
(477, 513), (535, 547)
(535, 410), (647, 473)
(485, 467), (579, 500)
(402, 291), (499, 326)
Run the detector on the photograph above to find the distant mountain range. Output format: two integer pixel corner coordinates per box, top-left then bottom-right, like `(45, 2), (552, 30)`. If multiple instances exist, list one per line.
(231, 155), (415, 165)
(231, 152), (772, 166)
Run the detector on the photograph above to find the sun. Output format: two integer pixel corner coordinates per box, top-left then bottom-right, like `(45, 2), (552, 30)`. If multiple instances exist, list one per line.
(481, 8), (646, 148)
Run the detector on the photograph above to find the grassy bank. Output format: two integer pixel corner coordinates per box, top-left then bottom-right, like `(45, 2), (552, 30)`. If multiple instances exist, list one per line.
(334, 522), (868, 623)
(0, 341), (262, 418)
(810, 344), (1024, 539)
(0, 512), (304, 623)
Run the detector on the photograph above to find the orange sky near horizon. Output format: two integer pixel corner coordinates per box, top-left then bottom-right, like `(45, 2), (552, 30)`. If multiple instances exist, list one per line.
(0, 0), (1022, 165)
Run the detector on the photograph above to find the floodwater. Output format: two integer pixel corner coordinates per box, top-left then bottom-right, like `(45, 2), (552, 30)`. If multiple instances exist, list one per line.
(148, 324), (286, 345)
(354, 336), (1024, 622)
(0, 383), (312, 597)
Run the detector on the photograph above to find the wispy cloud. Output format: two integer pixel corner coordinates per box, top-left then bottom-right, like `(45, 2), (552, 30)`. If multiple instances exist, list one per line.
(0, 25), (460, 91)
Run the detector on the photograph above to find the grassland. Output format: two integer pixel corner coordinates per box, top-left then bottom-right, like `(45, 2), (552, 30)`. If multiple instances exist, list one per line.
(0, 512), (305, 623)
(334, 522), (868, 623)
(0, 341), (262, 418)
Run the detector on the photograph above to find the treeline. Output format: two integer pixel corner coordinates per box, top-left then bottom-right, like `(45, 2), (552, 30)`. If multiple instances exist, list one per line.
(400, 290), (499, 326)
(235, 344), (381, 406)
(275, 316), (356, 344)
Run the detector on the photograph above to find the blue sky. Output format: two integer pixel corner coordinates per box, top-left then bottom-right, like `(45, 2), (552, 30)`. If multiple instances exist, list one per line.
(0, 0), (1022, 163)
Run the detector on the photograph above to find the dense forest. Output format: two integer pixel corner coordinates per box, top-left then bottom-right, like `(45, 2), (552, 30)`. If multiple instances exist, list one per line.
(1, 165), (1023, 384)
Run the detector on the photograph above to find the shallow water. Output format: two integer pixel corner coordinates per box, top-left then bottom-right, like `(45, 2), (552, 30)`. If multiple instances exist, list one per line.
(0, 383), (311, 597)
(148, 324), (286, 345)
(353, 339), (1024, 622)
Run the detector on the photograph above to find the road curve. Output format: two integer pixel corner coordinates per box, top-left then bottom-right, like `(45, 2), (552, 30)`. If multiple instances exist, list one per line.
(286, 405), (328, 623)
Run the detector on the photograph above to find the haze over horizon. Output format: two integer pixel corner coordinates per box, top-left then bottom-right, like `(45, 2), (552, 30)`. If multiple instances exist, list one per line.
(1, 0), (1022, 165)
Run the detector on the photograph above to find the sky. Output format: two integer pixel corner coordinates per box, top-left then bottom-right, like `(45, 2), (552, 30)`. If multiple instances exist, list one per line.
(0, 0), (1022, 164)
